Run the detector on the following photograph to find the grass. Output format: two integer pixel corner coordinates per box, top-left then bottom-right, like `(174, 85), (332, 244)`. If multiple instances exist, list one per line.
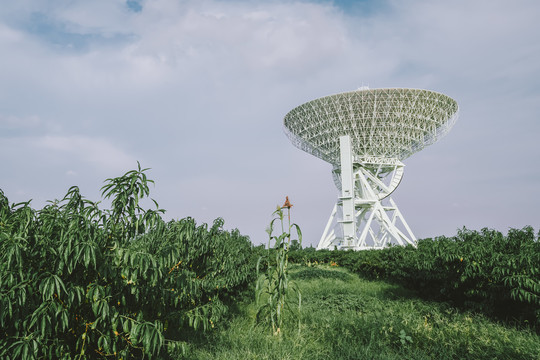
(171, 265), (540, 360)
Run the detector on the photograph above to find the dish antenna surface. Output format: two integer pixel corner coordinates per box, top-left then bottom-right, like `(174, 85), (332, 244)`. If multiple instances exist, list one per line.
(284, 88), (459, 250)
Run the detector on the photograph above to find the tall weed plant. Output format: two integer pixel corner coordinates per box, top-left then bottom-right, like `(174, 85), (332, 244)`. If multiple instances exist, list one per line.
(256, 198), (302, 336)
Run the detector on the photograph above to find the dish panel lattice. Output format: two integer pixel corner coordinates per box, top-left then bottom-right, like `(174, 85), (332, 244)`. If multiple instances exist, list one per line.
(283, 88), (459, 165)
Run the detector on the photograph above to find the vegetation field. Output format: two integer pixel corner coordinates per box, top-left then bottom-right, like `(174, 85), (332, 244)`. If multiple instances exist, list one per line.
(173, 265), (540, 360)
(1, 165), (539, 359)
(288, 227), (540, 329)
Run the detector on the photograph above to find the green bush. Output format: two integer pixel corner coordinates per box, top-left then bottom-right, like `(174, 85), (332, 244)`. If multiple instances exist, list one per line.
(0, 164), (255, 359)
(289, 227), (540, 329)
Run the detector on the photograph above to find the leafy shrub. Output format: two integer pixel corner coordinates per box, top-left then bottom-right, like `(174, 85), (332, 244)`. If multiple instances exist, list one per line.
(0, 164), (255, 359)
(289, 227), (540, 329)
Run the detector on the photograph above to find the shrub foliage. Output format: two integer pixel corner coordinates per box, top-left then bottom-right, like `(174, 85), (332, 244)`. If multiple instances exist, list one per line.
(0, 164), (254, 359)
(2, 162), (538, 357)
(290, 227), (540, 328)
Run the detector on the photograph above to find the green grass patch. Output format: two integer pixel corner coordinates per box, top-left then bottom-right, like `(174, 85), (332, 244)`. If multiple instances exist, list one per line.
(175, 265), (540, 360)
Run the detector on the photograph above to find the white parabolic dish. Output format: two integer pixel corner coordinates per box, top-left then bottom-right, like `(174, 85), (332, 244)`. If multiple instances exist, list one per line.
(283, 88), (459, 250)
(283, 88), (459, 165)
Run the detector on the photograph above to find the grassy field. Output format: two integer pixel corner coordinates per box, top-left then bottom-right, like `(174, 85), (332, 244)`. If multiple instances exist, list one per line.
(172, 265), (540, 360)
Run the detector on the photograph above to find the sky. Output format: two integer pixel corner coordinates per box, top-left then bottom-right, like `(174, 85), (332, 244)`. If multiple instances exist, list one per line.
(1, 0), (539, 247)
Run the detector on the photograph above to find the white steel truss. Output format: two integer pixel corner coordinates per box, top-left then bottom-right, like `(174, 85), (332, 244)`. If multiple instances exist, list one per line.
(317, 136), (416, 250)
(283, 88), (459, 250)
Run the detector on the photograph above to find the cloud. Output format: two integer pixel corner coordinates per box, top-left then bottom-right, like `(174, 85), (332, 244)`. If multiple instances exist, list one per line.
(0, 0), (539, 245)
(0, 114), (41, 133)
(35, 135), (136, 170)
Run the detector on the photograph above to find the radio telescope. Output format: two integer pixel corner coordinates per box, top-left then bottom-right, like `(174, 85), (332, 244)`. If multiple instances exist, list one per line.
(283, 88), (459, 250)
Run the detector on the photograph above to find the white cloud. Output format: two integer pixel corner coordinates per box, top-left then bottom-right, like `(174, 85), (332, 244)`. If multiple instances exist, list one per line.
(35, 135), (136, 170)
(0, 0), (539, 245)
(0, 22), (23, 43)
(0, 114), (41, 130)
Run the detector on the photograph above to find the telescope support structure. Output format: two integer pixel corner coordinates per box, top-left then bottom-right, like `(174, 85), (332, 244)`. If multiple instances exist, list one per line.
(317, 135), (417, 250)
